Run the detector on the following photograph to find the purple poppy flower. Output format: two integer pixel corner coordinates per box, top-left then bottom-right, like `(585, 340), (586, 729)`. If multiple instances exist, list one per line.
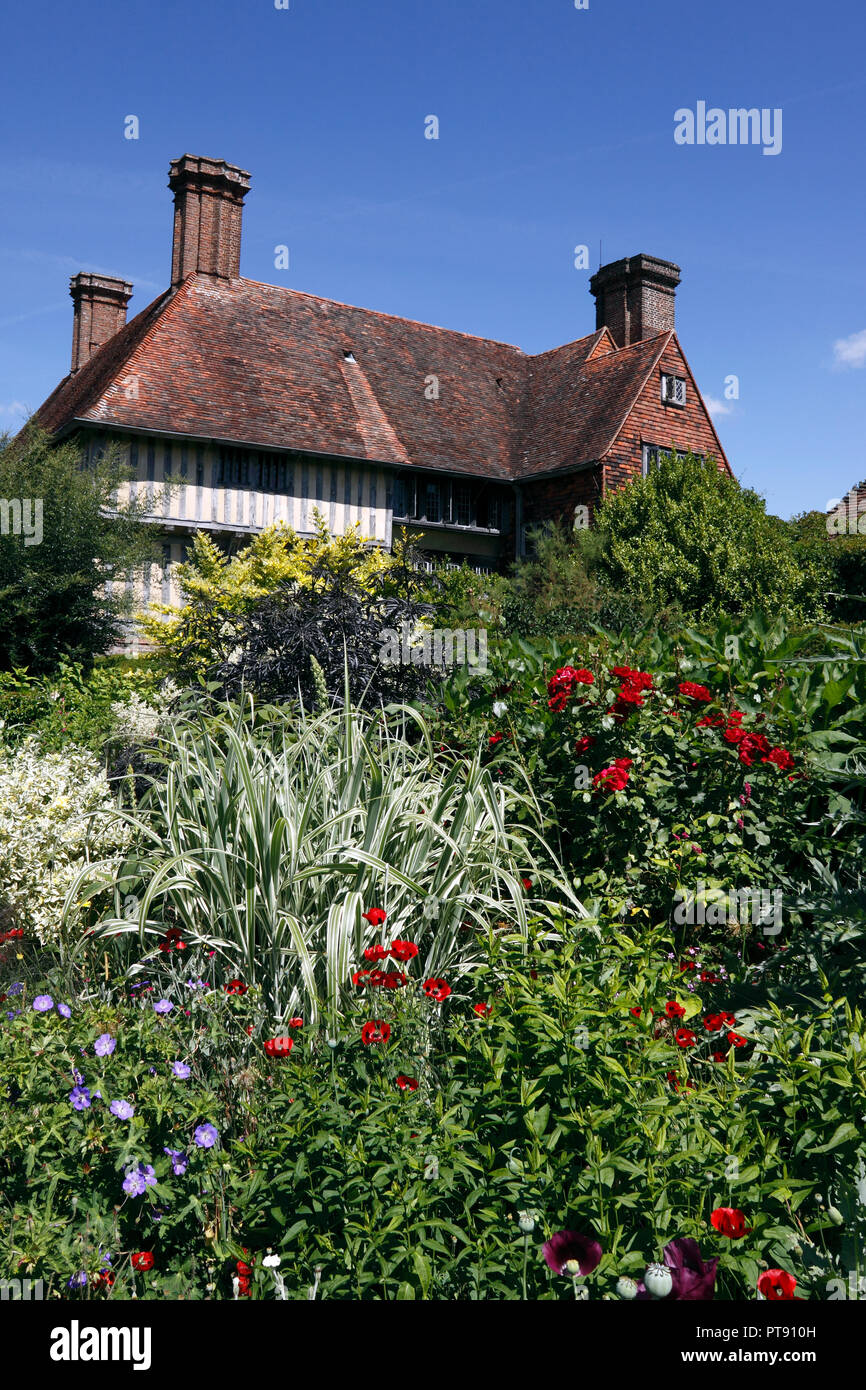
(94, 1033), (116, 1056)
(33, 995), (54, 1012)
(110, 1099), (135, 1120)
(69, 1086), (91, 1111)
(57, 1003), (72, 1019)
(542, 1230), (603, 1278)
(194, 1123), (218, 1149)
(153, 999), (173, 1015)
(163, 1147), (188, 1175)
(172, 1061), (191, 1079)
(636, 1237), (718, 1301)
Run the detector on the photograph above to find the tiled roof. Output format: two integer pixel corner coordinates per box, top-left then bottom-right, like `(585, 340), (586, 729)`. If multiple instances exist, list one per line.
(36, 275), (683, 479)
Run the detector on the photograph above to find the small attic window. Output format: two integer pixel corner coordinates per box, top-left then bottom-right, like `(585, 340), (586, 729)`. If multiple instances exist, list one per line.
(495, 376), (504, 389)
(343, 351), (357, 363)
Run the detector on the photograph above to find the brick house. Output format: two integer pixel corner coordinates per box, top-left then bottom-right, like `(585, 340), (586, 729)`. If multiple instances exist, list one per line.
(34, 154), (731, 605)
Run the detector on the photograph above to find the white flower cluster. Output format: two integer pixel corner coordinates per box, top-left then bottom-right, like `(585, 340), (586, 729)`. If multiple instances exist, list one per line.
(110, 682), (179, 746)
(0, 739), (131, 947)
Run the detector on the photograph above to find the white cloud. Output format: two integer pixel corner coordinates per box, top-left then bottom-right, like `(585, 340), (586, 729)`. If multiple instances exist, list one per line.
(833, 329), (866, 368)
(703, 395), (733, 418)
(0, 401), (28, 416)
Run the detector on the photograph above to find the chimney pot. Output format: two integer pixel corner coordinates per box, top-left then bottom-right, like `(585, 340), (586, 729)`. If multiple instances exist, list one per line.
(168, 154), (251, 285)
(69, 272), (133, 373)
(589, 253), (680, 348)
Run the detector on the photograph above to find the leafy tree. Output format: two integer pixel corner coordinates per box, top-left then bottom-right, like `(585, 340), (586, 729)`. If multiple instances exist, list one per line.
(0, 425), (160, 674)
(584, 451), (832, 620)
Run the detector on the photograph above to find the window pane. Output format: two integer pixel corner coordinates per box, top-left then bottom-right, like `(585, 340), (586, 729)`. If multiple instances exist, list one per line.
(425, 482), (441, 523)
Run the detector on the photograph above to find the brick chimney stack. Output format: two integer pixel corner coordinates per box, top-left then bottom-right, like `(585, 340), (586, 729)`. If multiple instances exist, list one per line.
(589, 254), (681, 348)
(168, 155), (251, 285)
(69, 272), (133, 373)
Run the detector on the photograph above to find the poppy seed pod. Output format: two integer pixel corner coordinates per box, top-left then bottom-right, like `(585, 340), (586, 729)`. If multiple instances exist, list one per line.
(644, 1262), (673, 1299)
(518, 1212), (536, 1234)
(616, 1276), (638, 1300)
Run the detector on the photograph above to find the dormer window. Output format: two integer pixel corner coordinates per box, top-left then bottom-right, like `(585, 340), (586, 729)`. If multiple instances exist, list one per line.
(661, 373), (686, 406)
(343, 351), (357, 363)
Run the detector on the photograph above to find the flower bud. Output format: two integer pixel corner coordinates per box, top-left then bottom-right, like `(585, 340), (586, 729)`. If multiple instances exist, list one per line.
(827, 1207), (844, 1226)
(644, 1262), (673, 1299)
(616, 1276), (638, 1301)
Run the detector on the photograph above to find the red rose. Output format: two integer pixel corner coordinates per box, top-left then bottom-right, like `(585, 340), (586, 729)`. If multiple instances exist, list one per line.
(423, 978), (451, 1002)
(389, 940), (419, 961)
(678, 681), (713, 702)
(362, 908), (387, 926)
(361, 1020), (391, 1046)
(764, 746), (795, 771)
(224, 978), (247, 995)
(574, 735), (595, 755)
(396, 1074), (419, 1091)
(711, 1207), (751, 1239)
(131, 1252), (154, 1272)
(758, 1269), (798, 1301)
(675, 1028), (697, 1048)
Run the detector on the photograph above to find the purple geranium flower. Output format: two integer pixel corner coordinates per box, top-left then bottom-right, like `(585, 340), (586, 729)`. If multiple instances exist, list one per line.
(32, 995), (54, 1012)
(163, 1147), (188, 1175)
(67, 1270), (88, 1289)
(153, 999), (173, 1015)
(122, 1163), (157, 1197)
(194, 1123), (218, 1149)
(172, 1061), (191, 1079)
(6, 1010), (21, 1020)
(94, 1033), (116, 1056)
(8, 982), (23, 996)
(69, 1086), (91, 1111)
(57, 1003), (72, 1019)
(542, 1230), (603, 1278)
(636, 1237), (718, 1301)
(110, 1099), (135, 1120)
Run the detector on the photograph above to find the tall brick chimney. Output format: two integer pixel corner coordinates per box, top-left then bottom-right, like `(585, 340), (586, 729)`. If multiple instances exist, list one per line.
(589, 254), (681, 348)
(69, 272), (133, 373)
(168, 155), (251, 285)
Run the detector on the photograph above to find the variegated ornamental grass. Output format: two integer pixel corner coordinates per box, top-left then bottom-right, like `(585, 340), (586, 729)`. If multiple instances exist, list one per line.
(72, 698), (586, 1028)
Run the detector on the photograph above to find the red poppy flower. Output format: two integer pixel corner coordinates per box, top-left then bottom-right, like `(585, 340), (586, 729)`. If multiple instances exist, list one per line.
(368, 970), (388, 987)
(758, 1269), (798, 1301)
(727, 1031), (748, 1048)
(245, 1024), (254, 1035)
(389, 940), (419, 961)
(473, 1002), (492, 1017)
(382, 971), (407, 989)
(423, 978), (451, 1002)
(665, 1000), (686, 1020)
(703, 1014), (725, 1032)
(289, 1016), (303, 1028)
(362, 908), (387, 926)
(711, 1207), (751, 1239)
(629, 1006), (642, 1017)
(711, 1051), (727, 1062)
(720, 1012), (737, 1026)
(95, 1271), (114, 1289)
(675, 1028), (697, 1048)
(396, 1074), (418, 1091)
(351, 969), (371, 986)
(236, 1260), (252, 1276)
(131, 1252), (154, 1272)
(488, 732), (504, 747)
(264, 1035), (293, 1057)
(363, 943), (388, 962)
(521, 876), (533, 891)
(700, 970), (720, 983)
(361, 1020), (390, 1046)
(224, 978), (247, 995)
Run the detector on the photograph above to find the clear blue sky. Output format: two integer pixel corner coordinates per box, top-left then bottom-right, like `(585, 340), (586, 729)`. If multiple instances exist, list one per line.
(1, 0), (864, 518)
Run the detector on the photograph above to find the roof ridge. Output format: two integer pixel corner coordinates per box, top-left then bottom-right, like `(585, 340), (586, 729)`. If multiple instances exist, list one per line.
(236, 276), (528, 354)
